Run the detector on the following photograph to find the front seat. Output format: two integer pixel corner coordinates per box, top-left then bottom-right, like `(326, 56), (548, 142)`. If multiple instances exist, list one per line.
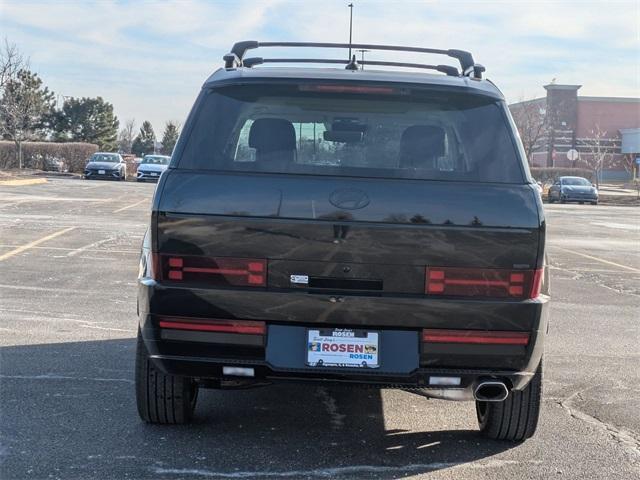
(248, 118), (296, 168)
(399, 125), (446, 169)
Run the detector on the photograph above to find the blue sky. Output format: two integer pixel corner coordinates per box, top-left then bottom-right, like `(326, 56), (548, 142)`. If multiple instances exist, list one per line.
(1, 0), (638, 134)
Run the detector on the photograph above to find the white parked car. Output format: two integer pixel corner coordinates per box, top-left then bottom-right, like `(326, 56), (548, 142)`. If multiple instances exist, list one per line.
(136, 155), (170, 182)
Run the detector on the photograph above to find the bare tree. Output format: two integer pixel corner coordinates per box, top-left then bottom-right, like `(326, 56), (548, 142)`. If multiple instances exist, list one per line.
(608, 153), (635, 177)
(0, 38), (26, 90)
(117, 118), (136, 153)
(581, 125), (614, 188)
(1, 40), (57, 168)
(509, 97), (550, 165)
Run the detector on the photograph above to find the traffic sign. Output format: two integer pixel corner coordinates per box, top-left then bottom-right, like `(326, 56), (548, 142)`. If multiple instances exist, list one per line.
(566, 149), (579, 161)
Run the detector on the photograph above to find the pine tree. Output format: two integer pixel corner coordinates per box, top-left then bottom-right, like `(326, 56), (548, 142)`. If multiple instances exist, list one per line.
(53, 96), (119, 150)
(131, 121), (156, 157)
(160, 121), (180, 155)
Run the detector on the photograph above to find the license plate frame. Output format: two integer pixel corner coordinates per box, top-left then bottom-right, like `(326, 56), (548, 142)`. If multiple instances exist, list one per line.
(306, 328), (380, 368)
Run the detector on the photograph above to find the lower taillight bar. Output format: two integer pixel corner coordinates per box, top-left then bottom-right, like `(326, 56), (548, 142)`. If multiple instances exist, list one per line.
(158, 316), (266, 335)
(422, 329), (530, 346)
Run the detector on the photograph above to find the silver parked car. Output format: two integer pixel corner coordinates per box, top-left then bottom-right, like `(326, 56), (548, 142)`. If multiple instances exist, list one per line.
(548, 176), (598, 205)
(84, 153), (127, 180)
(136, 155), (170, 182)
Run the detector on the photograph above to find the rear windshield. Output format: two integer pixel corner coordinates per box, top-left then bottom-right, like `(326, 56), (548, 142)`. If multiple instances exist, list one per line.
(179, 83), (524, 183)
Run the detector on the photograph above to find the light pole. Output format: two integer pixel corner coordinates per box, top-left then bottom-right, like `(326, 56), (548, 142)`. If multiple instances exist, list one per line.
(348, 3), (354, 60)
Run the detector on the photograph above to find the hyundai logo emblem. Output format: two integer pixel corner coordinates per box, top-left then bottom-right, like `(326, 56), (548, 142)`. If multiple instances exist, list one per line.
(329, 188), (370, 210)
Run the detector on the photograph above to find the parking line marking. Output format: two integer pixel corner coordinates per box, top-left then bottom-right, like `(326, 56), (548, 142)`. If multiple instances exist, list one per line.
(0, 227), (76, 262)
(552, 246), (640, 273)
(67, 237), (115, 257)
(113, 199), (147, 213)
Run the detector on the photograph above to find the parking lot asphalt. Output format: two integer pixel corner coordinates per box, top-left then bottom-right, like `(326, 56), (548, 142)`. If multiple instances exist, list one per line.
(0, 178), (638, 480)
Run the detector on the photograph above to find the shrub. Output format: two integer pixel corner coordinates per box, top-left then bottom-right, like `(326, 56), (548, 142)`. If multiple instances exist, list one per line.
(530, 167), (594, 185)
(0, 141), (99, 172)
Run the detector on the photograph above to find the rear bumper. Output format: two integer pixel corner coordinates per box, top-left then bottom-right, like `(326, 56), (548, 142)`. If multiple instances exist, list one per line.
(560, 193), (598, 202)
(84, 170), (122, 180)
(145, 353), (535, 397)
(138, 280), (549, 393)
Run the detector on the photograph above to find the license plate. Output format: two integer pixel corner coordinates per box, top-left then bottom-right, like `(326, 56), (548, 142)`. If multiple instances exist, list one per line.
(307, 328), (379, 368)
(151, 172), (158, 176)
(98, 169), (105, 174)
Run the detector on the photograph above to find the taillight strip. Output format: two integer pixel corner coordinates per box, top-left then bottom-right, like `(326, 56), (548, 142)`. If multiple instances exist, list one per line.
(442, 279), (510, 287)
(425, 267), (543, 299)
(160, 255), (267, 286)
(183, 267), (255, 276)
(422, 329), (530, 345)
(158, 317), (266, 335)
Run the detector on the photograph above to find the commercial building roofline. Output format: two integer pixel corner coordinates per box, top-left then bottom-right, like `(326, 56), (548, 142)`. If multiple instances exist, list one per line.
(543, 84), (582, 91)
(578, 96), (640, 103)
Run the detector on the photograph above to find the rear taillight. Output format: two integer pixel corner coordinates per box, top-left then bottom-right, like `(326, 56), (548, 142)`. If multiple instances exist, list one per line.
(158, 316), (266, 335)
(422, 329), (529, 346)
(150, 252), (160, 281)
(159, 255), (267, 287)
(425, 267), (543, 299)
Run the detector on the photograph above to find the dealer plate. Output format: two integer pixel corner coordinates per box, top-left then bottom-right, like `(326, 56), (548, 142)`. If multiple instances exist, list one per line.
(307, 328), (379, 368)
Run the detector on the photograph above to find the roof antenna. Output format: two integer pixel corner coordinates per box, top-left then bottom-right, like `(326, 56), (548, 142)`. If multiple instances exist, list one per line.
(348, 3), (354, 60)
(345, 54), (359, 70)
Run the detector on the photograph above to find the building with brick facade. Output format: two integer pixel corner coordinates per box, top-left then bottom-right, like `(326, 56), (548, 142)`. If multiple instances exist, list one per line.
(509, 84), (640, 181)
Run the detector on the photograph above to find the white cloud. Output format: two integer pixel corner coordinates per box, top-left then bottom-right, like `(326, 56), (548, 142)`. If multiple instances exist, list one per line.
(1, 0), (638, 130)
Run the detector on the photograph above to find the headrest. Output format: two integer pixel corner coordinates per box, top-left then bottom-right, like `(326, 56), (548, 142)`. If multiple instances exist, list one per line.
(400, 125), (446, 160)
(248, 118), (296, 153)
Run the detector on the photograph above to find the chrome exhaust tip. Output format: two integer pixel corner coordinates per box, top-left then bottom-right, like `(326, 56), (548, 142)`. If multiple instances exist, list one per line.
(474, 381), (509, 402)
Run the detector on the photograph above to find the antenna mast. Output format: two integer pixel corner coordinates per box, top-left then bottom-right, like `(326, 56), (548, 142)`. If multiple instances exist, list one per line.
(348, 3), (354, 59)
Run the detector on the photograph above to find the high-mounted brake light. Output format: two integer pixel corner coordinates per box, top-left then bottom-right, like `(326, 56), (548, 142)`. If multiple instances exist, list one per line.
(158, 316), (266, 335)
(425, 267), (543, 299)
(299, 84), (402, 95)
(160, 255), (267, 287)
(422, 329), (529, 346)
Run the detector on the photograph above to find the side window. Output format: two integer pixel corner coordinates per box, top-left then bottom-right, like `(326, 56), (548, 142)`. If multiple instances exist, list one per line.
(292, 122), (330, 165)
(234, 120), (255, 162)
(234, 119), (333, 165)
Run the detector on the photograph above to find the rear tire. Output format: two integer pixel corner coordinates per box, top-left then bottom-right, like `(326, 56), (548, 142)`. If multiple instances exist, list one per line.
(135, 332), (198, 424)
(476, 361), (542, 441)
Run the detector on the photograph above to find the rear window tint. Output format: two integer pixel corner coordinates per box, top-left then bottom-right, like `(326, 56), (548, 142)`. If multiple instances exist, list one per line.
(179, 83), (524, 183)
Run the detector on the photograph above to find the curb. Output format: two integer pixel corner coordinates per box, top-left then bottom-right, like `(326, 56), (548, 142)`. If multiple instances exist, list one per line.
(0, 178), (48, 186)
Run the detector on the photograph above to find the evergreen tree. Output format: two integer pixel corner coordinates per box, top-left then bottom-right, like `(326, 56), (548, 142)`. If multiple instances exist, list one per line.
(131, 121), (155, 157)
(54, 96), (119, 150)
(160, 121), (180, 155)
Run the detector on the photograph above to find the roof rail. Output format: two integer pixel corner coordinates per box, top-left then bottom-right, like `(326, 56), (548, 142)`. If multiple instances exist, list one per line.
(223, 41), (485, 79)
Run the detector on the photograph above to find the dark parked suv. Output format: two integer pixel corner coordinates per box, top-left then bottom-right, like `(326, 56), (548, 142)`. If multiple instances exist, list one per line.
(136, 41), (549, 441)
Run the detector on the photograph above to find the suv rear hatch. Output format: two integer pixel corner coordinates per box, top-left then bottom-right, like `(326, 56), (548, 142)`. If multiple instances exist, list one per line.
(153, 80), (542, 323)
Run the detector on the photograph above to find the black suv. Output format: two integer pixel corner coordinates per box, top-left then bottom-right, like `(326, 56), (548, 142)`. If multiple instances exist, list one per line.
(135, 41), (549, 442)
